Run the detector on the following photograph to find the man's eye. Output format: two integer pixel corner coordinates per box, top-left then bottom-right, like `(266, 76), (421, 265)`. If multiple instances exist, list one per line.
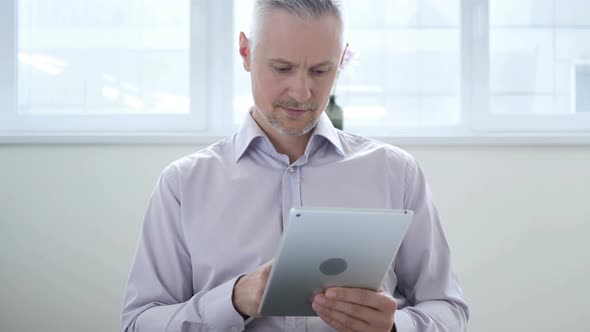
(312, 69), (329, 76)
(273, 66), (291, 73)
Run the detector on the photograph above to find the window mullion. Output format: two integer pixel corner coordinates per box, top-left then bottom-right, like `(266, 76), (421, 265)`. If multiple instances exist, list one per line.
(463, 0), (490, 132)
(189, 0), (210, 133)
(0, 0), (17, 131)
(206, 0), (235, 134)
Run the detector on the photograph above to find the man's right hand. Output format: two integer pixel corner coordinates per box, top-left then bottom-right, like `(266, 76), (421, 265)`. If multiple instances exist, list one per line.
(232, 260), (273, 318)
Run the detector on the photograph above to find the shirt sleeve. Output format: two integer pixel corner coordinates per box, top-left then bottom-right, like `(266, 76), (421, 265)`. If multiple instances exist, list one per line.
(121, 164), (247, 332)
(393, 157), (470, 331)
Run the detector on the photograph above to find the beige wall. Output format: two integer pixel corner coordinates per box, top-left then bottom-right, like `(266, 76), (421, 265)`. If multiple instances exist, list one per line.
(1, 144), (589, 332)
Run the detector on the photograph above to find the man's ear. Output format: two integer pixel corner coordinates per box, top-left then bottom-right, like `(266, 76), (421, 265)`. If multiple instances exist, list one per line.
(239, 32), (252, 72)
(339, 42), (349, 68)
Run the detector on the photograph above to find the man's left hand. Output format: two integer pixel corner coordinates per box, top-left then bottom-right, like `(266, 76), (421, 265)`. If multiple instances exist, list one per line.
(312, 287), (397, 332)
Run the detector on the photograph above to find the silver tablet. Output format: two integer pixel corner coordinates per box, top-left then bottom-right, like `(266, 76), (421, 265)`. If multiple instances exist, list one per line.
(258, 207), (413, 316)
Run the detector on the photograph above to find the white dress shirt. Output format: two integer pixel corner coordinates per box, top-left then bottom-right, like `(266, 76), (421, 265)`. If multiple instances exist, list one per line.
(121, 111), (469, 331)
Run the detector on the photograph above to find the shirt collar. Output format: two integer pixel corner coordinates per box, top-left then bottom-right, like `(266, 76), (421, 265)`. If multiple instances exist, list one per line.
(310, 111), (345, 157)
(234, 109), (345, 163)
(234, 109), (268, 162)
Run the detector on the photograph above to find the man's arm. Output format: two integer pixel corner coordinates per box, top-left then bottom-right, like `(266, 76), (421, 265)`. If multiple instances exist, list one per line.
(120, 164), (247, 332)
(393, 157), (470, 331)
(309, 155), (468, 332)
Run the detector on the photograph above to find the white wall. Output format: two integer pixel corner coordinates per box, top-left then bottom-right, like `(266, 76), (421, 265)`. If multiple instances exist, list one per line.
(1, 144), (589, 332)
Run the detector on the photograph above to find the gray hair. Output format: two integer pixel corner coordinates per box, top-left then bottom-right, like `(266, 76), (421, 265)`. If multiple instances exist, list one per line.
(249, 0), (345, 52)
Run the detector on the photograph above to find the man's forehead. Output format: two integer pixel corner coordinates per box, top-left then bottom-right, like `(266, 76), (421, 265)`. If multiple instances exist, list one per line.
(256, 9), (343, 46)
(256, 23), (342, 63)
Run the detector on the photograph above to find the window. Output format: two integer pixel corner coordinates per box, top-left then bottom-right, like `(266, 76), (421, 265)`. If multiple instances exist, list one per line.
(0, 0), (207, 135)
(234, 0), (462, 136)
(1, 0), (589, 141)
(473, 0), (590, 131)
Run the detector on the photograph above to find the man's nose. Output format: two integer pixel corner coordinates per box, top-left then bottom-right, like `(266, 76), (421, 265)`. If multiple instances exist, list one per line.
(287, 72), (312, 103)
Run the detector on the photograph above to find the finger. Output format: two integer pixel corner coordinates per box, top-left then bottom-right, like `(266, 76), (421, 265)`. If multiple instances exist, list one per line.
(313, 294), (381, 325)
(325, 287), (395, 312)
(261, 259), (274, 269)
(259, 259), (274, 278)
(313, 302), (370, 332)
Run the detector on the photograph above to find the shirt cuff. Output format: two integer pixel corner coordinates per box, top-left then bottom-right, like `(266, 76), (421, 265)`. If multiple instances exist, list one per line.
(198, 276), (247, 332)
(393, 309), (415, 332)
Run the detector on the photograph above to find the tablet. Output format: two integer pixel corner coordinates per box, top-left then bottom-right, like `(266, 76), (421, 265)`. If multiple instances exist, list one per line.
(258, 207), (413, 316)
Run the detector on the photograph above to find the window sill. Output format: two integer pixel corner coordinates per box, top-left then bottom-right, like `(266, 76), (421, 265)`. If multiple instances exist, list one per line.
(1, 132), (590, 145)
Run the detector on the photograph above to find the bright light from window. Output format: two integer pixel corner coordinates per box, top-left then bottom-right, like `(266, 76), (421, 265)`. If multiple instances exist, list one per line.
(18, 0), (190, 115)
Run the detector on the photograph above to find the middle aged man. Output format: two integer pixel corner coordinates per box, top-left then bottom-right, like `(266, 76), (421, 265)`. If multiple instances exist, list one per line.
(121, 1), (470, 331)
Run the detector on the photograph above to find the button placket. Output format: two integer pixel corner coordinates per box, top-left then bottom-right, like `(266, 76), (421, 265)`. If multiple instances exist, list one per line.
(281, 165), (303, 232)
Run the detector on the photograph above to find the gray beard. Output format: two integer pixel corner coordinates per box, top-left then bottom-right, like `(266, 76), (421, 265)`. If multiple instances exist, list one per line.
(257, 108), (319, 137)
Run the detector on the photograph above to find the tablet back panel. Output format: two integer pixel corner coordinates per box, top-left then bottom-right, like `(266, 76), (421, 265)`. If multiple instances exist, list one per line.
(259, 207), (413, 316)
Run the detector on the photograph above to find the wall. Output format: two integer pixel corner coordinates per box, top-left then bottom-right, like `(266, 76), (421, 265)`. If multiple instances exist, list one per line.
(1, 144), (589, 332)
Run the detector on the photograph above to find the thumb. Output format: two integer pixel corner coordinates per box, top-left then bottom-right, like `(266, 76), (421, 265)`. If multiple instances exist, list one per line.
(262, 259), (274, 273)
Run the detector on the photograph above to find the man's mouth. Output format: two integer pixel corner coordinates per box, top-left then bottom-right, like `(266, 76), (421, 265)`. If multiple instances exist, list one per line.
(282, 107), (311, 116)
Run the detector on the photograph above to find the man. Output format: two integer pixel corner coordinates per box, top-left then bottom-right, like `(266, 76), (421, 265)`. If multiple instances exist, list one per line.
(121, 0), (469, 331)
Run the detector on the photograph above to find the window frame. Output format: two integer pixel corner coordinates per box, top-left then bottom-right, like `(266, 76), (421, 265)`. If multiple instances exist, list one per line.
(0, 0), (17, 134)
(1, 0), (589, 144)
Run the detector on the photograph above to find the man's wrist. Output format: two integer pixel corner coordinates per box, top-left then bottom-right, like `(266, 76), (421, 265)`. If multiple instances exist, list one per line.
(232, 275), (250, 320)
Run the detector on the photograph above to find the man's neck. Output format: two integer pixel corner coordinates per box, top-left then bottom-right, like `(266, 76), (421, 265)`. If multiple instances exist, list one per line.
(268, 132), (311, 164)
(251, 111), (312, 164)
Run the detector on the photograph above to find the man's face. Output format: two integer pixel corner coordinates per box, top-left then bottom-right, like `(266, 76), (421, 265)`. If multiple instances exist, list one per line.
(240, 9), (344, 137)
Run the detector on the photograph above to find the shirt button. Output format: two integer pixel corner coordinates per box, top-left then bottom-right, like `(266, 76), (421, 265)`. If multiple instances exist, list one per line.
(287, 167), (295, 173)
